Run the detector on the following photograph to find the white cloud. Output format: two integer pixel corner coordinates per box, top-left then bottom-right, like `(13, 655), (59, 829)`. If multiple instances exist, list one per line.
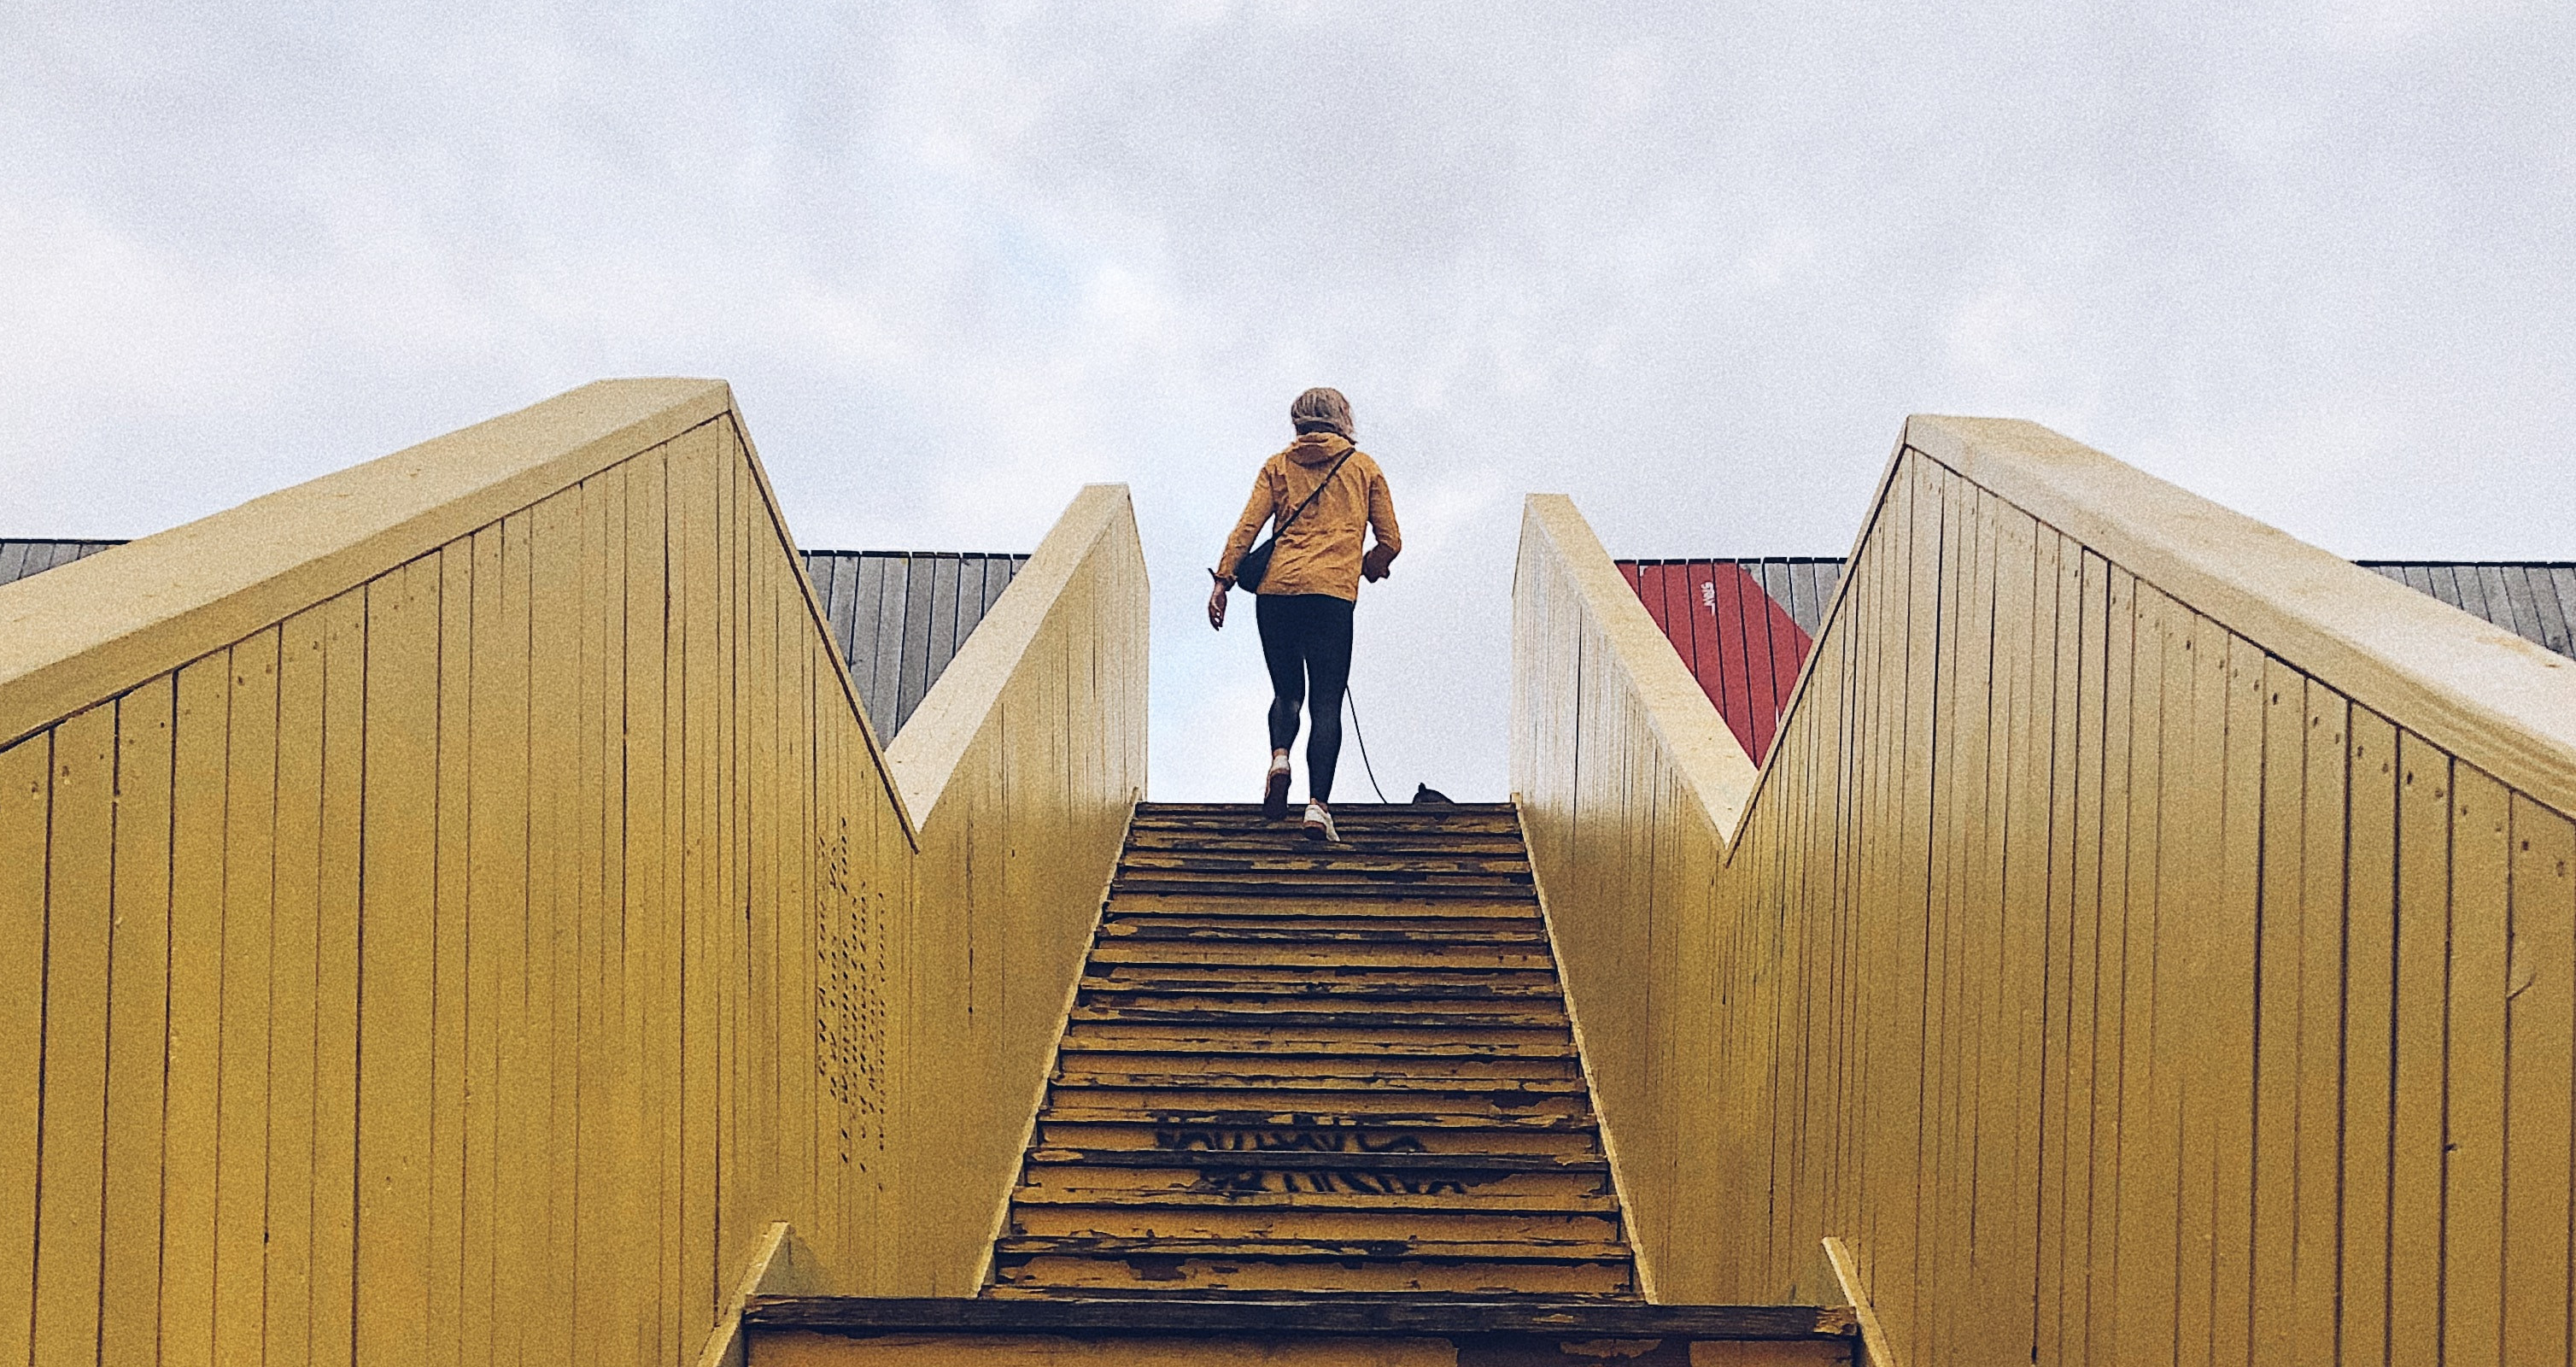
(3, 0), (2571, 797)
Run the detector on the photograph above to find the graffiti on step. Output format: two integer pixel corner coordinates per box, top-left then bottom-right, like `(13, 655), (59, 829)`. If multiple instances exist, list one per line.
(1158, 1124), (1470, 1196)
(1155, 1125), (1429, 1154)
(816, 818), (888, 1168)
(1198, 1168), (1471, 1197)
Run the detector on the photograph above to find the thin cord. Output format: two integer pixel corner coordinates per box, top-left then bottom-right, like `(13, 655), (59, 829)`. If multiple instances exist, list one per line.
(1344, 684), (1391, 804)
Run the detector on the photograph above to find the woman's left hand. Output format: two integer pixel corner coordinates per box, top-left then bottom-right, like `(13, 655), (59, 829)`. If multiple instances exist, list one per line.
(1207, 572), (1230, 630)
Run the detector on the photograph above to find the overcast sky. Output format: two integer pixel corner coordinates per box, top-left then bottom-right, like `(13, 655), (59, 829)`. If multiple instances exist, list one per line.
(5, 1), (2570, 800)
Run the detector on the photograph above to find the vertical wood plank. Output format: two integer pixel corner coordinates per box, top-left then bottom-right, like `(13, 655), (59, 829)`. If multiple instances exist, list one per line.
(675, 425), (723, 1341)
(2503, 795), (2575, 1367)
(33, 705), (113, 1367)
(634, 450), (686, 1363)
(2446, 765), (2509, 1367)
(2349, 705), (2400, 1367)
(2292, 683), (2348, 1367)
(2115, 578), (2174, 1367)
(101, 678), (175, 1365)
(214, 630), (278, 1367)
(1988, 504), (2047, 1362)
(2388, 730), (2450, 1367)
(161, 654), (229, 1367)
(2251, 658), (2306, 1367)
(429, 541), (474, 1365)
(2087, 559), (2135, 1367)
(2038, 541), (2099, 1367)
(354, 558), (439, 1367)
(530, 486), (584, 1361)
(0, 735), (42, 1367)
(571, 467), (613, 1366)
(2343, 707), (2400, 1367)
(312, 590), (366, 1367)
(268, 611), (328, 1367)
(461, 524), (516, 1366)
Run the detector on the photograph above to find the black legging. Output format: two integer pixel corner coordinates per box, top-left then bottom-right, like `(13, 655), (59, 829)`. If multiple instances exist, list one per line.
(1256, 593), (1355, 802)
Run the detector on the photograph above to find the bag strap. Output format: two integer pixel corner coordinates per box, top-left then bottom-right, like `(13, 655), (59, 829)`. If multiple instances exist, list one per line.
(1273, 446), (1356, 537)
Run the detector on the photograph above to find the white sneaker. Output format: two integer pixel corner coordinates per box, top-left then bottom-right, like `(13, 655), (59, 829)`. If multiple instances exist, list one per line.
(1262, 755), (1293, 821)
(1302, 800), (1339, 843)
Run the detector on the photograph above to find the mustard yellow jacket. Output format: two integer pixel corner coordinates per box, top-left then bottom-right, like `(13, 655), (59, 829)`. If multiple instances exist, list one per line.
(1216, 433), (1401, 601)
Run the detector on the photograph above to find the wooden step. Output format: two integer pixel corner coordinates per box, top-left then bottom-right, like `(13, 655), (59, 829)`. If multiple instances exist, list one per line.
(1110, 877), (1534, 901)
(1106, 895), (1538, 919)
(1005, 1186), (1620, 1213)
(742, 1297), (1856, 1366)
(1055, 1035), (1578, 1063)
(1089, 942), (1557, 969)
(1034, 1118), (1599, 1155)
(1016, 1165), (1617, 1205)
(1010, 1203), (1621, 1242)
(1067, 1003), (1569, 1030)
(1122, 848), (1532, 871)
(1133, 801), (1518, 820)
(1048, 1070), (1591, 1096)
(1077, 971), (1564, 999)
(1037, 1104), (1596, 1130)
(1098, 922), (1549, 946)
(990, 1252), (1633, 1296)
(1124, 834), (1533, 857)
(1092, 921), (1535, 952)
(1027, 1147), (1606, 1174)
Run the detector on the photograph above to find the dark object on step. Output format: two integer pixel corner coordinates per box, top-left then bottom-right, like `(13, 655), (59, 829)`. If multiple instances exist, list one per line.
(1412, 783), (1453, 805)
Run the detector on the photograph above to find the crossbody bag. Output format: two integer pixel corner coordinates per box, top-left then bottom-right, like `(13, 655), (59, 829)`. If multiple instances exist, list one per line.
(1231, 447), (1355, 594)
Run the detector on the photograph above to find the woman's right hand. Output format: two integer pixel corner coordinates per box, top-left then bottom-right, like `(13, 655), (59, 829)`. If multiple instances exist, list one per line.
(1206, 572), (1230, 630)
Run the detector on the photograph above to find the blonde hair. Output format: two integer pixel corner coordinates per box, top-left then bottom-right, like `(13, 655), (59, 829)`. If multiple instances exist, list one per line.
(1289, 387), (1354, 438)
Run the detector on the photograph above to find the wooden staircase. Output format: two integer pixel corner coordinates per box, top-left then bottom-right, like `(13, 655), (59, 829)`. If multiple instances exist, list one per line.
(995, 800), (1630, 1298)
(741, 801), (1861, 1363)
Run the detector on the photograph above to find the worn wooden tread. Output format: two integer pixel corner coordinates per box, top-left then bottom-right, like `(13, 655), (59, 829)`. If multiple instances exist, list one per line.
(1050, 1071), (1591, 1094)
(1036, 1121), (1599, 1153)
(1068, 1006), (1568, 1030)
(1107, 895), (1540, 918)
(1026, 1147), (1606, 1172)
(1124, 837), (1533, 859)
(1078, 976), (1560, 1000)
(1037, 1106), (1596, 1129)
(1124, 848), (1532, 868)
(1087, 947), (1558, 969)
(1012, 1209), (1619, 1240)
(1056, 1045), (1576, 1065)
(1097, 916), (1535, 936)
(1133, 801), (1519, 817)
(993, 1235), (1631, 1261)
(1110, 878), (1536, 901)
(1004, 1188), (1619, 1212)
(1097, 926), (1535, 947)
(748, 1296), (1850, 1339)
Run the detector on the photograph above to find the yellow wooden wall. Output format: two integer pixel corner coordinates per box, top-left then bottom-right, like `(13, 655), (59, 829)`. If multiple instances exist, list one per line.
(1513, 418), (2576, 1366)
(0, 380), (1147, 1366)
(880, 484), (1150, 1293)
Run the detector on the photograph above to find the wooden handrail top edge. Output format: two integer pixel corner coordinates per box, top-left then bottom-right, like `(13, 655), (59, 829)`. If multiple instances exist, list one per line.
(1520, 494), (1760, 838)
(1906, 414), (2576, 814)
(886, 483), (1140, 824)
(0, 378), (732, 749)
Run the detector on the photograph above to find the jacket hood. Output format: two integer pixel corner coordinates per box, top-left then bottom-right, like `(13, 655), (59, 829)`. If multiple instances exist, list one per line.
(1283, 432), (1353, 467)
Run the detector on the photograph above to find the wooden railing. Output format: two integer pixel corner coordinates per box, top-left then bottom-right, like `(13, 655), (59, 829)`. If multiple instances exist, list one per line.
(1513, 417), (2576, 1366)
(0, 381), (1147, 1366)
